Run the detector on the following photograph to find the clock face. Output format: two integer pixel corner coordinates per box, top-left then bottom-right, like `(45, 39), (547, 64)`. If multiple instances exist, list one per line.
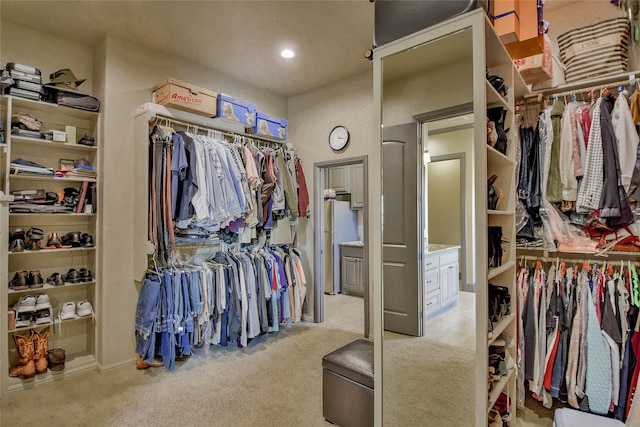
(329, 126), (349, 151)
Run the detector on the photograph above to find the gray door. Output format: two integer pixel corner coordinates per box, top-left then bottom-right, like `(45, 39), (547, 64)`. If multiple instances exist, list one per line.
(383, 123), (421, 336)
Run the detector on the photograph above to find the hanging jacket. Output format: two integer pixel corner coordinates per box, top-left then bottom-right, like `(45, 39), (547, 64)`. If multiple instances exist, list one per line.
(547, 99), (565, 203)
(559, 103), (578, 201)
(585, 274), (613, 415)
(600, 93), (635, 226)
(631, 89), (640, 124)
(612, 92), (640, 192)
(577, 98), (604, 214)
(539, 107), (554, 197)
(295, 158), (310, 217)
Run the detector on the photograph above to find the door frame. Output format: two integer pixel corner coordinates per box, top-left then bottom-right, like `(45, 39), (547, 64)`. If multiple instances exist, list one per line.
(428, 152), (468, 292)
(313, 156), (369, 338)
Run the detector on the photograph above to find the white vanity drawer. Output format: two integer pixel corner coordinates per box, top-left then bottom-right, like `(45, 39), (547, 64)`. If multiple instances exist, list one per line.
(424, 270), (439, 293)
(439, 249), (458, 265)
(425, 289), (440, 312)
(424, 254), (440, 271)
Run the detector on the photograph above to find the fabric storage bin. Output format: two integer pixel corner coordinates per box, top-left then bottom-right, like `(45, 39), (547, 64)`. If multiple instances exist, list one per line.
(557, 17), (629, 83)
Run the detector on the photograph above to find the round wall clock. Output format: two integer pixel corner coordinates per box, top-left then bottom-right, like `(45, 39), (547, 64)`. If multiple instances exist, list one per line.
(329, 125), (350, 152)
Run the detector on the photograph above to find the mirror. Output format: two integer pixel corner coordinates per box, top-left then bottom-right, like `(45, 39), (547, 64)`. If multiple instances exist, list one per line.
(380, 27), (478, 425)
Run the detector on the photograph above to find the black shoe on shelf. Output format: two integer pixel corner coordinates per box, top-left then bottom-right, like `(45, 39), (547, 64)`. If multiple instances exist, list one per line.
(62, 231), (82, 247)
(10, 238), (25, 252)
(81, 233), (94, 247)
(65, 268), (81, 283)
(28, 270), (44, 289)
(46, 273), (65, 287)
(9, 271), (29, 290)
(79, 268), (93, 282)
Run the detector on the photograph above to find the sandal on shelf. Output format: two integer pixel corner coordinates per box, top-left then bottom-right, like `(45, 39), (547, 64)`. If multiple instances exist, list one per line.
(42, 232), (71, 249)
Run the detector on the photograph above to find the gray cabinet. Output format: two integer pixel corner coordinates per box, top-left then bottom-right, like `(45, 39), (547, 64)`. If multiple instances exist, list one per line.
(350, 163), (364, 209)
(327, 165), (350, 193)
(340, 244), (364, 296)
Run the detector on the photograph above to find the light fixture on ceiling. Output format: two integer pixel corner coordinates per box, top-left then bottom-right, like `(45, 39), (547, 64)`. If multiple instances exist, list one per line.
(423, 151), (431, 164)
(281, 49), (295, 59)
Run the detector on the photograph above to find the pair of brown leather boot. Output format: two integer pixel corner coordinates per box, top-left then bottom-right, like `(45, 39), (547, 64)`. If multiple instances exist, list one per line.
(9, 330), (48, 378)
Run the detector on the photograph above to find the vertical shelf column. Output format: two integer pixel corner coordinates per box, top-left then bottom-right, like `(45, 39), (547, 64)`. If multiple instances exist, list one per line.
(0, 193), (13, 407)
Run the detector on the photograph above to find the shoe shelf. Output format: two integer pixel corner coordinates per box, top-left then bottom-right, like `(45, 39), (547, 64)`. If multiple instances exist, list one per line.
(1, 94), (100, 401)
(487, 367), (515, 413)
(7, 351), (96, 391)
(485, 81), (513, 114)
(9, 247), (95, 256)
(9, 213), (96, 218)
(8, 280), (95, 295)
(1, 96), (99, 120)
(8, 315), (94, 334)
(487, 209), (515, 216)
(9, 175), (97, 183)
(488, 313), (516, 344)
(11, 136), (97, 152)
(487, 145), (515, 169)
(482, 11), (520, 424)
(487, 261), (515, 280)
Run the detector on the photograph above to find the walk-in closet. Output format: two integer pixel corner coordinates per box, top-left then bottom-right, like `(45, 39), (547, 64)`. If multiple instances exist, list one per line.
(1, 1), (640, 427)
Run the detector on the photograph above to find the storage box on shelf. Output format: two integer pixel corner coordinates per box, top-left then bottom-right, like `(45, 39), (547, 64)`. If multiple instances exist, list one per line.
(152, 78), (217, 117)
(0, 95), (100, 400)
(253, 112), (288, 140)
(217, 94), (257, 128)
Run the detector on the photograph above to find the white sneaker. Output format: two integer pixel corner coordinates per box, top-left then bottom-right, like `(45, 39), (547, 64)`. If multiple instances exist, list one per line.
(13, 295), (36, 313)
(14, 311), (33, 328)
(76, 300), (94, 318)
(58, 301), (76, 321)
(35, 293), (51, 310)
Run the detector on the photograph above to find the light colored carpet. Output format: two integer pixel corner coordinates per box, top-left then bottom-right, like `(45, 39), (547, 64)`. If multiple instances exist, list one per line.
(1, 295), (364, 427)
(1, 292), (554, 426)
(384, 332), (476, 426)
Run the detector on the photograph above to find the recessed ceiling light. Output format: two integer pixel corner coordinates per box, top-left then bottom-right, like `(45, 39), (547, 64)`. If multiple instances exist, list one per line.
(281, 49), (295, 59)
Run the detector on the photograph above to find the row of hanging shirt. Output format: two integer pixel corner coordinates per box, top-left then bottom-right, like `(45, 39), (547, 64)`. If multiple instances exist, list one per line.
(517, 259), (640, 422)
(148, 124), (311, 264)
(177, 130), (309, 230)
(135, 245), (307, 370)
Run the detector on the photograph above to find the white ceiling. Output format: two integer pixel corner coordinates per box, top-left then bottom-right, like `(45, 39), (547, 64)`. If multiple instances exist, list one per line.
(0, 0), (583, 99)
(1, 0), (375, 98)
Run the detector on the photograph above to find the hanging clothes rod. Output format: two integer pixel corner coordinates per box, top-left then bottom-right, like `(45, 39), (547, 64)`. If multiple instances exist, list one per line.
(148, 113), (285, 146)
(524, 70), (639, 100)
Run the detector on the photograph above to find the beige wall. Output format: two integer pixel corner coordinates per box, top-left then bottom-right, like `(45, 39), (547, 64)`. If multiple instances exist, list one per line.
(288, 71), (374, 329)
(1, 20), (94, 94)
(99, 34), (288, 368)
(383, 59), (473, 127)
(426, 128), (475, 287)
(0, 23), (289, 369)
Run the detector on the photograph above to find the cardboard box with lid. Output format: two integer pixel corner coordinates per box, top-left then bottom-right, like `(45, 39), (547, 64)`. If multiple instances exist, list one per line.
(152, 78), (218, 117)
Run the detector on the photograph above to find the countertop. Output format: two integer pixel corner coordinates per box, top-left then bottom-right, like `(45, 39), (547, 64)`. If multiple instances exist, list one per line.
(339, 240), (364, 247)
(424, 244), (460, 254)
